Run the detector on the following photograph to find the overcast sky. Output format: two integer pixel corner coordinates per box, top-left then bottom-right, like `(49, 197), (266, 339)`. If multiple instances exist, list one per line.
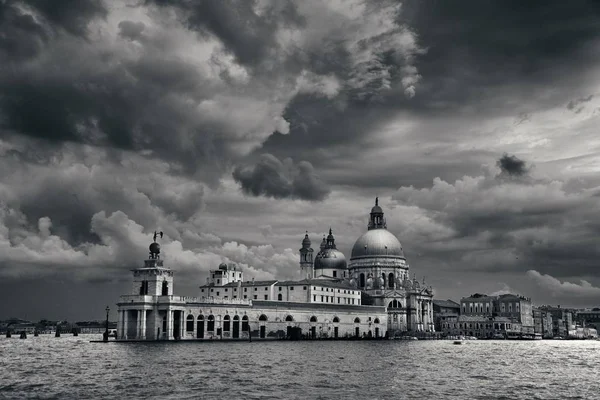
(2, 0), (600, 321)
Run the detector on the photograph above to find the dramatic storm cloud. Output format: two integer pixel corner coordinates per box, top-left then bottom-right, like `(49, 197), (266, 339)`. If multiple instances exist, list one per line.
(2, 0), (600, 319)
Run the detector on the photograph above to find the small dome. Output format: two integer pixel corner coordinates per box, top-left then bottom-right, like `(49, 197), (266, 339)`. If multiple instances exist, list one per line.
(350, 229), (404, 260)
(302, 233), (311, 246)
(149, 242), (160, 254)
(314, 248), (347, 270)
(371, 205), (383, 214)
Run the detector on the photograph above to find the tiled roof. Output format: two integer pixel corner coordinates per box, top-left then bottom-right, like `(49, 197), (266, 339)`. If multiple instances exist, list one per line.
(433, 299), (460, 308)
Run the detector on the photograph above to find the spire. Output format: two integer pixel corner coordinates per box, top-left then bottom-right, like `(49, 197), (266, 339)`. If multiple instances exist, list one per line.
(375, 197), (378, 206)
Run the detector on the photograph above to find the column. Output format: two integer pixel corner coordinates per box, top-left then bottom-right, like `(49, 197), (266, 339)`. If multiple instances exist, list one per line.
(123, 310), (129, 340)
(117, 310), (124, 340)
(180, 311), (185, 339)
(166, 309), (173, 340)
(140, 309), (147, 339)
(136, 310), (141, 339)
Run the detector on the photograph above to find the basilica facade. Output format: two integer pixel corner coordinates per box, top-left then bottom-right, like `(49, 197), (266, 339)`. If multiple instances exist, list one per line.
(116, 199), (434, 341)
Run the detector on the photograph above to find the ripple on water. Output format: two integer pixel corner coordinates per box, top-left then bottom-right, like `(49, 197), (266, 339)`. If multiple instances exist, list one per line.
(0, 337), (598, 399)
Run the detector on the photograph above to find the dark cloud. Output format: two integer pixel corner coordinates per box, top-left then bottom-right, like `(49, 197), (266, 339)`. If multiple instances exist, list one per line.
(117, 20), (146, 41)
(148, 0), (305, 67)
(497, 153), (528, 177)
(567, 94), (594, 113)
(391, 155), (600, 279)
(232, 153), (330, 201)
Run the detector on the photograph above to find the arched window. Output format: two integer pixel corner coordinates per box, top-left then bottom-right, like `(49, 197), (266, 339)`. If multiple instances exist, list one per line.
(223, 315), (230, 332)
(186, 315), (194, 332)
(259, 314), (268, 321)
(161, 281), (169, 296)
(374, 318), (380, 324)
(242, 315), (249, 332)
(310, 316), (317, 322)
(285, 315), (294, 322)
(207, 315), (215, 332)
(333, 316), (340, 323)
(278, 293), (283, 301)
(388, 300), (402, 309)
(360, 273), (365, 288)
(354, 317), (361, 323)
(388, 273), (395, 289)
(233, 315), (239, 321)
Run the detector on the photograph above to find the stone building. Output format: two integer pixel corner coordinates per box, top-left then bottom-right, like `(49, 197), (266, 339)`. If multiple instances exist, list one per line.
(116, 199), (433, 341)
(438, 292), (535, 338)
(433, 299), (460, 332)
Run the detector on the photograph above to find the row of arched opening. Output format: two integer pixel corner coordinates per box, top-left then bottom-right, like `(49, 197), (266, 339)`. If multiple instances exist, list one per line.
(179, 313), (383, 340)
(358, 272), (401, 289)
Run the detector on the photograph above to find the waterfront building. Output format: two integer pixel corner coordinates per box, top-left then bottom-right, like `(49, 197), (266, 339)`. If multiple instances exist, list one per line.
(433, 299), (460, 332)
(533, 308), (553, 339)
(116, 199), (432, 340)
(441, 315), (521, 339)
(575, 308), (600, 332)
(440, 293), (535, 338)
(540, 306), (573, 337)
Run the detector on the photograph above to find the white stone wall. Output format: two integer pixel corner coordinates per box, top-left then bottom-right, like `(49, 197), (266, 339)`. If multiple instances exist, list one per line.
(308, 285), (361, 305)
(132, 269), (173, 296)
(117, 300), (388, 340)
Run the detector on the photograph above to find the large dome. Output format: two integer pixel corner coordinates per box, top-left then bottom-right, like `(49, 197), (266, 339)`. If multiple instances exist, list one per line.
(314, 248), (347, 270)
(350, 229), (404, 260)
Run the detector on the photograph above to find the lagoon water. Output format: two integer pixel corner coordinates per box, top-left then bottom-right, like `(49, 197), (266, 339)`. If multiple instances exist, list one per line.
(0, 335), (597, 399)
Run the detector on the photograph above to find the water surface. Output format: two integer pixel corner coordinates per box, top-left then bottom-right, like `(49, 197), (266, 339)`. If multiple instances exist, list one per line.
(1, 335), (596, 399)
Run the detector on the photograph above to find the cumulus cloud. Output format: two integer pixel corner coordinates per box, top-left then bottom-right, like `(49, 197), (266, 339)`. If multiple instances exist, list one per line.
(233, 153), (330, 201)
(0, 206), (297, 282)
(527, 270), (600, 299)
(391, 154), (600, 279)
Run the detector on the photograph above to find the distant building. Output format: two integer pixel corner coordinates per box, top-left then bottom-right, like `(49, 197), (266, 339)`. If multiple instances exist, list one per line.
(540, 306), (573, 338)
(533, 308), (553, 338)
(433, 299), (460, 332)
(438, 292), (535, 339)
(575, 308), (600, 332)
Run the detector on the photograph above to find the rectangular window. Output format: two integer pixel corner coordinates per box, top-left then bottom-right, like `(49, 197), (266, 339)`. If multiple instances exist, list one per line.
(244, 295), (247, 299)
(321, 295), (324, 302)
(338, 298), (340, 304)
(290, 287), (294, 290)
(216, 292), (219, 296)
(201, 289), (204, 292)
(264, 295), (268, 300)
(234, 288), (237, 292)
(333, 271), (337, 277)
(279, 287), (282, 291)
(211, 289), (214, 293)
(303, 286), (307, 290)
(244, 288), (247, 292)
(313, 295), (316, 301)
(217, 279), (220, 284)
(265, 287), (268, 291)
(254, 288), (257, 291)
(253, 295), (257, 300)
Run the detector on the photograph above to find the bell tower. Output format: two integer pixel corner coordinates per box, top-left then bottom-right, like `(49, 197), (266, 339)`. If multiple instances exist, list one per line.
(132, 231), (174, 297)
(299, 232), (314, 279)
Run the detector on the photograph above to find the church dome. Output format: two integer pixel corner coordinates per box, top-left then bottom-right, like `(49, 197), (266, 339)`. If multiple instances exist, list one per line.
(314, 248), (347, 270)
(350, 229), (404, 260)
